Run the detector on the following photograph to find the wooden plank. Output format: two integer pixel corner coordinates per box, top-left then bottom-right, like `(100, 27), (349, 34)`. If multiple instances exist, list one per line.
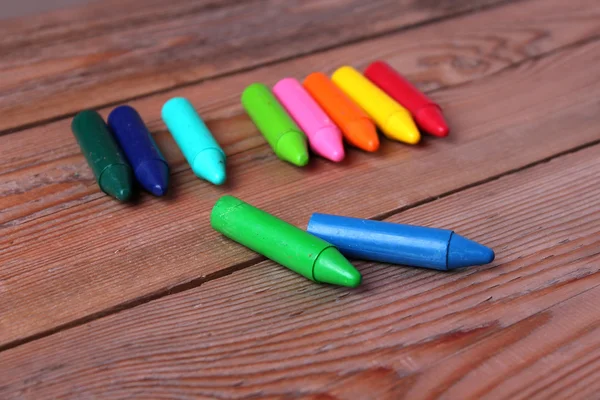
(0, 0), (509, 134)
(0, 143), (599, 399)
(396, 282), (600, 399)
(1, 27), (599, 348)
(2, 0), (598, 224)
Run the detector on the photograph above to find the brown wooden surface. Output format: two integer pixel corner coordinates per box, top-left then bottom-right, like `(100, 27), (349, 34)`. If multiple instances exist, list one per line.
(1, 143), (599, 399)
(1, 0), (600, 397)
(0, 0), (508, 134)
(2, 0), (600, 348)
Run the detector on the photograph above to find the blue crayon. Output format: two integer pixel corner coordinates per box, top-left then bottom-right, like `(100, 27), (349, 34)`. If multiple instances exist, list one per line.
(307, 213), (495, 270)
(161, 97), (226, 185)
(108, 105), (170, 196)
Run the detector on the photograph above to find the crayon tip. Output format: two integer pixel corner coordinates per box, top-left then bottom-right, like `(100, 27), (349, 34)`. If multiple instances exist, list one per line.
(192, 149), (227, 185)
(313, 247), (362, 287)
(115, 188), (133, 202)
(447, 233), (495, 270)
(345, 118), (380, 152)
(385, 111), (421, 145)
(416, 105), (449, 137)
(99, 164), (134, 202)
(312, 127), (345, 162)
(277, 131), (310, 167)
(136, 160), (170, 196)
(149, 185), (167, 197)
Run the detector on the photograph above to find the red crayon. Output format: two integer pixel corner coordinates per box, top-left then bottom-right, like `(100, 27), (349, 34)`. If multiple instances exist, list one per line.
(365, 61), (449, 137)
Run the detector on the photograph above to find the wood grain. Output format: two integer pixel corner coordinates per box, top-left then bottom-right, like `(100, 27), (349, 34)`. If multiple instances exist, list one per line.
(1, 32), (599, 348)
(1, 143), (598, 399)
(0, 0), (509, 134)
(2, 0), (598, 224)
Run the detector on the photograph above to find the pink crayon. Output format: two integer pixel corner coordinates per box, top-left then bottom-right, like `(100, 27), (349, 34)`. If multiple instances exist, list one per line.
(273, 78), (345, 162)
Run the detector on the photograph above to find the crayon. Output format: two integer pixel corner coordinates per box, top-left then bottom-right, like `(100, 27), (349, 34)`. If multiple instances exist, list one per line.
(71, 110), (134, 202)
(331, 66), (420, 145)
(303, 72), (379, 152)
(241, 83), (309, 167)
(161, 97), (226, 185)
(365, 61), (449, 137)
(108, 105), (170, 196)
(307, 213), (495, 271)
(273, 78), (345, 162)
(211, 196), (362, 287)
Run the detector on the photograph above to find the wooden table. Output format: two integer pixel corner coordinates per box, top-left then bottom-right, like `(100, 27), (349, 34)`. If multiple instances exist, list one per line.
(1, 0), (599, 398)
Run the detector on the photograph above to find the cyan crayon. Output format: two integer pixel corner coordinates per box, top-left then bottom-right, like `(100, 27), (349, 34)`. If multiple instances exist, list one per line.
(162, 97), (226, 185)
(108, 105), (170, 196)
(307, 213), (495, 270)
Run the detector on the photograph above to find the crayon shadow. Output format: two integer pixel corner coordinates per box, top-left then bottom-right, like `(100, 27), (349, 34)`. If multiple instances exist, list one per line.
(146, 166), (184, 203)
(298, 147), (358, 173)
(218, 158), (238, 191)
(374, 127), (432, 153)
(125, 182), (144, 206)
(161, 181), (179, 203)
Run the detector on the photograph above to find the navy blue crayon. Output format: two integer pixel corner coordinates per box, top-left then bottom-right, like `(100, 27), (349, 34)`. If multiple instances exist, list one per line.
(307, 213), (495, 270)
(108, 105), (170, 196)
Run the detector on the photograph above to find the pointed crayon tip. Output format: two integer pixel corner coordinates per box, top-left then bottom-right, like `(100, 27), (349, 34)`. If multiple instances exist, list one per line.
(385, 111), (421, 145)
(344, 118), (380, 152)
(277, 131), (310, 167)
(115, 188), (133, 202)
(416, 105), (449, 137)
(192, 148), (227, 185)
(311, 127), (345, 162)
(149, 185), (167, 197)
(313, 247), (362, 287)
(135, 159), (170, 196)
(99, 164), (134, 202)
(292, 152), (310, 167)
(447, 233), (495, 270)
(364, 139), (380, 152)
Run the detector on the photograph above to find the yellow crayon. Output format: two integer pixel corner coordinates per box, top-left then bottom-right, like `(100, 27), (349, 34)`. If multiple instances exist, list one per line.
(331, 66), (420, 145)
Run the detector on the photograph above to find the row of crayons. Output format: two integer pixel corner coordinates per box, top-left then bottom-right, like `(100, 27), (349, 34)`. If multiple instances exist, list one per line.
(70, 61), (449, 201)
(242, 61), (449, 165)
(71, 98), (227, 201)
(212, 196), (495, 287)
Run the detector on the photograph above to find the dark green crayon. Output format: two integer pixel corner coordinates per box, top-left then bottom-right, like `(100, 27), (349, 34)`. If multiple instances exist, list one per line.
(71, 110), (134, 201)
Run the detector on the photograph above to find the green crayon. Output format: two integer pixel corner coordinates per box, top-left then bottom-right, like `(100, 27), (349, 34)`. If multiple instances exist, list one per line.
(71, 110), (134, 201)
(241, 83), (309, 167)
(211, 196), (361, 287)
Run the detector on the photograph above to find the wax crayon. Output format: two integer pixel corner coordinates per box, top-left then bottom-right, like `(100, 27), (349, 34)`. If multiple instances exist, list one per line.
(211, 196), (361, 287)
(307, 213), (495, 271)
(161, 97), (226, 185)
(365, 61), (449, 137)
(331, 66), (420, 145)
(241, 83), (309, 167)
(71, 110), (134, 202)
(108, 105), (170, 196)
(273, 78), (345, 162)
(304, 72), (379, 152)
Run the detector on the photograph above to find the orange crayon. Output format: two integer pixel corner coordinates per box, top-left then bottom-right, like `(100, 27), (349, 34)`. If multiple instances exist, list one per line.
(304, 72), (379, 152)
